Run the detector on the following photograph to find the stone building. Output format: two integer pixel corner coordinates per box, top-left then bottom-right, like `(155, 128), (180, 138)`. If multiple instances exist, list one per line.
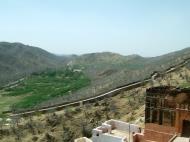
(75, 86), (190, 142)
(143, 86), (190, 142)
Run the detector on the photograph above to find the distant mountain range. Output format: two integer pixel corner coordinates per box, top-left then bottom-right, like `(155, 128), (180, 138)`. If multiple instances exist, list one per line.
(0, 42), (190, 89)
(69, 47), (190, 85)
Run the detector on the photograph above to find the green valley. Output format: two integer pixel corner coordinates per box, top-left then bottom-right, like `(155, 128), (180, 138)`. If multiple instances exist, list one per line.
(0, 69), (90, 111)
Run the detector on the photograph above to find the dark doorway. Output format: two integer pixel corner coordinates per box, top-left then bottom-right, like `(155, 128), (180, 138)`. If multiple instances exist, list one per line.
(182, 120), (190, 137)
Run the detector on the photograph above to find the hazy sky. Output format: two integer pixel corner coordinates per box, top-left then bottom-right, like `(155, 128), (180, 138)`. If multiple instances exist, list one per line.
(0, 0), (190, 56)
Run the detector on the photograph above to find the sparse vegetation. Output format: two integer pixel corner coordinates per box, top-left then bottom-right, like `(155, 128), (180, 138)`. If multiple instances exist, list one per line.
(0, 63), (190, 141)
(1, 42), (190, 141)
(1, 43), (190, 112)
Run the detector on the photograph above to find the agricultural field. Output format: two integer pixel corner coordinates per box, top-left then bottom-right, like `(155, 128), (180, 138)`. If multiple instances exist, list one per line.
(0, 68), (90, 113)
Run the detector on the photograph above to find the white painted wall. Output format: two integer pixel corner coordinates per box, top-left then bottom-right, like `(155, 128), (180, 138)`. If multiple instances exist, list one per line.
(104, 119), (140, 133)
(92, 134), (127, 142)
(74, 137), (92, 142)
(92, 119), (141, 142)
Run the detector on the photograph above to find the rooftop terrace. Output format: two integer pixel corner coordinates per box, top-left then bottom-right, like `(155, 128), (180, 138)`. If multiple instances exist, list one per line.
(92, 119), (141, 142)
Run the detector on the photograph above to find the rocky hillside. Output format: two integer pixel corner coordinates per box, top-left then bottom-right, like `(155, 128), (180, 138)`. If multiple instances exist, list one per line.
(57, 47), (190, 104)
(1, 59), (190, 142)
(0, 42), (66, 86)
(71, 48), (190, 82)
(1, 42), (190, 106)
